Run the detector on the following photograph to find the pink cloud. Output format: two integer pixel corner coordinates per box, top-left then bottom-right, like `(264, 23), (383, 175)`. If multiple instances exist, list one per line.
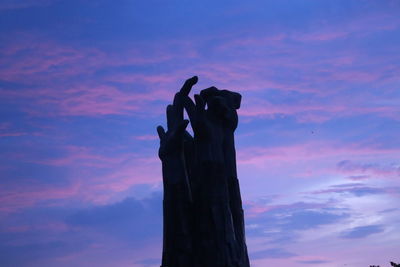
(0, 152), (161, 211)
(297, 31), (349, 41)
(0, 37), (199, 116)
(0, 122), (27, 137)
(337, 160), (400, 179)
(134, 134), (158, 141)
(0, 34), (198, 83)
(4, 225), (31, 233)
(20, 145), (134, 168)
(2, 30), (399, 119)
(0, 132), (27, 137)
(84, 156), (161, 204)
(347, 175), (371, 181)
(103, 73), (180, 85)
(198, 14), (400, 102)
(293, 12), (399, 43)
(1, 82), (174, 117)
(237, 142), (400, 168)
(245, 200), (329, 218)
(239, 98), (341, 120)
(4, 221), (69, 234)
(239, 94), (400, 122)
(0, 180), (81, 212)
(2, 143), (162, 207)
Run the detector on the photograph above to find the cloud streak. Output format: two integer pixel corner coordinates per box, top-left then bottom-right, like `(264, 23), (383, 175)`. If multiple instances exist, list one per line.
(340, 225), (385, 239)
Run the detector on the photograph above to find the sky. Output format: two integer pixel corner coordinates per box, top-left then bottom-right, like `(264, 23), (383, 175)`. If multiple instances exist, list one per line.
(0, 0), (399, 266)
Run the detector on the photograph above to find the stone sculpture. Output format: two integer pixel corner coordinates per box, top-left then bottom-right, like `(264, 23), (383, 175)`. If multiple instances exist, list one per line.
(157, 76), (250, 267)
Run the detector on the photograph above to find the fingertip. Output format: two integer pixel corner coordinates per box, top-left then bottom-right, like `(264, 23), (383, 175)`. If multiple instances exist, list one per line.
(173, 92), (182, 106)
(191, 76), (198, 85)
(156, 125), (165, 138)
(180, 76), (198, 95)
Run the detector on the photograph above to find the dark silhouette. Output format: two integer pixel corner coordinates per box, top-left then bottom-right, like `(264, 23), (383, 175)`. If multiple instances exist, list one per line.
(370, 262), (400, 267)
(157, 76), (250, 267)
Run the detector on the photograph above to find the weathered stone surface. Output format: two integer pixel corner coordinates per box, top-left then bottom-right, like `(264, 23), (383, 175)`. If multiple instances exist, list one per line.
(157, 76), (250, 267)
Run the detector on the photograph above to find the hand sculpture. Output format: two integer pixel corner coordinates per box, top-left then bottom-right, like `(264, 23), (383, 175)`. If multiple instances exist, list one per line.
(158, 78), (197, 267)
(199, 87), (249, 266)
(158, 76), (250, 267)
(199, 87), (241, 131)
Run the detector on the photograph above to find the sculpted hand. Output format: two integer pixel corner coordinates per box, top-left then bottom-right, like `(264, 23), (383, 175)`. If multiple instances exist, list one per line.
(200, 88), (241, 131)
(181, 77), (213, 140)
(157, 105), (189, 160)
(156, 76), (198, 160)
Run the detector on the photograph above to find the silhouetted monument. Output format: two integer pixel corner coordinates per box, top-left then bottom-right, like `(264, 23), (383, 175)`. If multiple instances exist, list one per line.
(157, 76), (250, 267)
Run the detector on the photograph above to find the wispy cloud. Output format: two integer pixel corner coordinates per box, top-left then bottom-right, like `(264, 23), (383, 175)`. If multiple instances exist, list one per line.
(337, 160), (400, 180)
(340, 224), (385, 239)
(250, 248), (297, 260)
(0, 180), (81, 212)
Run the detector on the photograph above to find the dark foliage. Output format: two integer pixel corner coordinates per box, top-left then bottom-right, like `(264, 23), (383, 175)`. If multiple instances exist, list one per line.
(369, 261), (400, 267)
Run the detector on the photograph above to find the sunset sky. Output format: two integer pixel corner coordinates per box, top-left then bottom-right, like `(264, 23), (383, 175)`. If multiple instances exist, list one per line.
(1, 0), (399, 266)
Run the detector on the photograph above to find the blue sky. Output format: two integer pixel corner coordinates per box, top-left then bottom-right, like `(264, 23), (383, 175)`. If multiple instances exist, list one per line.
(0, 0), (399, 266)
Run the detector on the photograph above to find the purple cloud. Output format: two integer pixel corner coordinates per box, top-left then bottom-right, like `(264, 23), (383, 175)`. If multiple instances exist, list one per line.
(250, 248), (297, 260)
(340, 225), (385, 239)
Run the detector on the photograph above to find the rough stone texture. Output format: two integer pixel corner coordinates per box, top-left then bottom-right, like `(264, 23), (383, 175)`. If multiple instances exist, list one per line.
(157, 76), (250, 267)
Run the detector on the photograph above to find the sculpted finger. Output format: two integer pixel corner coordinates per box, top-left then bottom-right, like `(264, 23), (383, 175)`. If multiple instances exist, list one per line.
(176, 119), (189, 134)
(194, 94), (206, 111)
(183, 96), (196, 121)
(157, 125), (166, 140)
(173, 92), (184, 120)
(166, 104), (175, 130)
(220, 89), (242, 109)
(200, 86), (219, 102)
(173, 92), (182, 106)
(180, 76), (198, 96)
